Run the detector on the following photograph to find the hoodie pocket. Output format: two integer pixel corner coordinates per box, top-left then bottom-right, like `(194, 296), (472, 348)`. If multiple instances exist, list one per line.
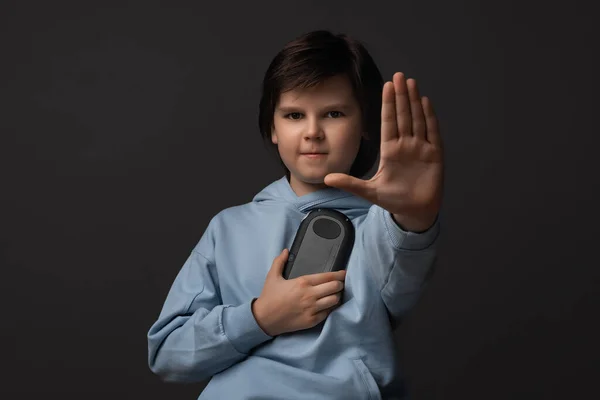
(351, 358), (382, 400)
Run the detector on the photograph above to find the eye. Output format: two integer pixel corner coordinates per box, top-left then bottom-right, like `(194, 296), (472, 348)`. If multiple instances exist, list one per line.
(285, 112), (303, 120)
(327, 111), (344, 118)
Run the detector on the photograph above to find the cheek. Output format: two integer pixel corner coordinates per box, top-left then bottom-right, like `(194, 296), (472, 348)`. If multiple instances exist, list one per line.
(273, 125), (300, 151)
(273, 135), (297, 162)
(329, 133), (362, 169)
(335, 130), (362, 153)
(272, 121), (292, 146)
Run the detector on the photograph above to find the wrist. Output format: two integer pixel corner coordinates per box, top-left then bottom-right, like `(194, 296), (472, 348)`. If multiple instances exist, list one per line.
(251, 297), (277, 337)
(391, 212), (437, 233)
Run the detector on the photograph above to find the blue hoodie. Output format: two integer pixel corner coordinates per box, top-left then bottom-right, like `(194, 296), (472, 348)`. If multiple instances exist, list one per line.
(147, 176), (440, 400)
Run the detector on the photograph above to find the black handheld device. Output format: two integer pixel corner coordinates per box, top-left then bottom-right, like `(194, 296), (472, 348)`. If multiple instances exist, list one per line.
(282, 208), (355, 280)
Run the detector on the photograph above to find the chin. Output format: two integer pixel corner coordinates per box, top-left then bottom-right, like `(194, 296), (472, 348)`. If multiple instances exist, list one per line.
(299, 163), (354, 181)
(292, 169), (329, 185)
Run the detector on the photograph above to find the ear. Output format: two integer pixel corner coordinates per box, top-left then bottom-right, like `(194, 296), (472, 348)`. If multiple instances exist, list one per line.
(271, 130), (278, 144)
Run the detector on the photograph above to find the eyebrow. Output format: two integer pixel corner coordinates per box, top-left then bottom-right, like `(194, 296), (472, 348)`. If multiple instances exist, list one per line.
(276, 103), (353, 113)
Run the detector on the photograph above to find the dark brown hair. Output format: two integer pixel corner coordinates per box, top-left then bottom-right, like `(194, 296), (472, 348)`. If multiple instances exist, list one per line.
(258, 30), (384, 178)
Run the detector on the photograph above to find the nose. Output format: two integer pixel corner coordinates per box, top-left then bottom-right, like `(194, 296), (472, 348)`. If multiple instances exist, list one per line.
(304, 117), (324, 140)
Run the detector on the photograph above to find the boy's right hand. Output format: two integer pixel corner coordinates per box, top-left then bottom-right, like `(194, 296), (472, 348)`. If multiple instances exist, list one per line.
(252, 248), (346, 337)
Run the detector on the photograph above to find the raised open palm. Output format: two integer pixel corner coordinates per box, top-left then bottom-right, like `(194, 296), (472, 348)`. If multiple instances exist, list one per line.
(324, 72), (443, 231)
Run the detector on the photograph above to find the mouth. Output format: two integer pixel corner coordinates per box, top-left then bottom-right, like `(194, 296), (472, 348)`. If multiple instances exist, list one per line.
(301, 153), (327, 159)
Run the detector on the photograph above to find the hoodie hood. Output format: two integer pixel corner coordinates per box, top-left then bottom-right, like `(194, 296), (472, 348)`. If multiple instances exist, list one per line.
(252, 176), (372, 217)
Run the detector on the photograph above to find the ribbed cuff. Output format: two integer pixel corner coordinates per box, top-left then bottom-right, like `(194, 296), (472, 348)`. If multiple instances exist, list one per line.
(221, 299), (272, 354)
(382, 208), (440, 251)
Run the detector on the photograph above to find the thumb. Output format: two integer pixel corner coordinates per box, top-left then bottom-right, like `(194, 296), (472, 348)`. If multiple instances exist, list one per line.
(324, 173), (373, 199)
(268, 248), (289, 278)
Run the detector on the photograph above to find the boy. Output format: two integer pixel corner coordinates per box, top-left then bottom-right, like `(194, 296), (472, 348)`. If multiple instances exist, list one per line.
(148, 29), (443, 399)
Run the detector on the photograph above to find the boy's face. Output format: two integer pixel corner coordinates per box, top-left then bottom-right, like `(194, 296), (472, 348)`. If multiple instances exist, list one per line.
(272, 74), (364, 196)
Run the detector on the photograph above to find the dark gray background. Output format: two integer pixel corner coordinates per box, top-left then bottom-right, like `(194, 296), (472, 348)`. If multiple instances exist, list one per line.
(1, 1), (597, 399)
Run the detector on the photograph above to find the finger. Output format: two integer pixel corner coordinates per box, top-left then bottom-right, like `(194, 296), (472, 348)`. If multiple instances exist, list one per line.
(393, 72), (412, 137)
(301, 269), (346, 286)
(310, 308), (333, 325)
(381, 81), (398, 142)
(422, 96), (442, 147)
(313, 292), (342, 313)
(407, 79), (426, 140)
(311, 279), (344, 299)
(324, 173), (375, 201)
(268, 248), (288, 278)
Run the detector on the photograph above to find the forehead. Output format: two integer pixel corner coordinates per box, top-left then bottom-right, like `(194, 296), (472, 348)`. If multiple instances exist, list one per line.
(277, 75), (355, 106)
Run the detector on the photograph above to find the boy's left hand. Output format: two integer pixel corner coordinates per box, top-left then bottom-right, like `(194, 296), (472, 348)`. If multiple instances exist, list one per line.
(324, 72), (443, 232)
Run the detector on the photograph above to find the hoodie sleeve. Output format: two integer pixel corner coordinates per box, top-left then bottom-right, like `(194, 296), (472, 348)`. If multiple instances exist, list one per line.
(147, 234), (273, 382)
(359, 205), (440, 326)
